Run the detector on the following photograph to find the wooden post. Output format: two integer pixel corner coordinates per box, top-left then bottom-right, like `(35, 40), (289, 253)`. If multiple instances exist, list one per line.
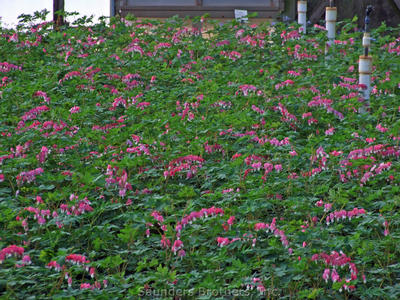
(53, 0), (65, 28)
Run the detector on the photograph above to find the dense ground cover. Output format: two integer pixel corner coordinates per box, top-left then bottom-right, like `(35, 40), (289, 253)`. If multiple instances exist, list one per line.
(0, 11), (399, 299)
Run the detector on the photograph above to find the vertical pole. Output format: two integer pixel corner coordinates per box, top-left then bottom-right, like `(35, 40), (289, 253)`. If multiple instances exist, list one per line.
(297, 1), (307, 34)
(110, 0), (115, 17)
(325, 1), (337, 55)
(53, 0), (65, 28)
(358, 5), (373, 110)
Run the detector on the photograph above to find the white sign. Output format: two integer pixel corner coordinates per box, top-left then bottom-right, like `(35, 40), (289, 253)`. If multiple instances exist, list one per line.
(234, 9), (248, 23)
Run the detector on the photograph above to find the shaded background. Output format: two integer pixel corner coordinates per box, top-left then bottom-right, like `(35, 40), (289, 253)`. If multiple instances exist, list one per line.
(284, 0), (400, 28)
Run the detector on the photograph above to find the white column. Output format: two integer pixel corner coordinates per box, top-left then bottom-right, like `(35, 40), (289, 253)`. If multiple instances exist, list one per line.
(325, 6), (337, 55)
(362, 32), (371, 50)
(326, 7), (337, 40)
(358, 55), (372, 100)
(297, 1), (307, 34)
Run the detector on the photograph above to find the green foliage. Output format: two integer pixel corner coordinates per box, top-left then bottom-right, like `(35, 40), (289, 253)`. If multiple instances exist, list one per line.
(0, 10), (399, 300)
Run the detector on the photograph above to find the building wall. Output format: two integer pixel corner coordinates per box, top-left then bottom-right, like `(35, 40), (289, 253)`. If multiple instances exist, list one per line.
(114, 0), (284, 19)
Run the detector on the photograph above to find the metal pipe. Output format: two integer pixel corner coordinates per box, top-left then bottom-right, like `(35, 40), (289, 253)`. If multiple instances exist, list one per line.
(359, 5), (374, 107)
(364, 5), (373, 56)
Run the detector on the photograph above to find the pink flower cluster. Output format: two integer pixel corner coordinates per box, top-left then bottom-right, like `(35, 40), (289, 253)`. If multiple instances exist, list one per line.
(337, 82), (363, 90)
(60, 197), (93, 216)
(147, 207), (225, 258)
(22, 206), (52, 226)
(291, 44), (319, 60)
(245, 277), (266, 294)
(325, 127), (335, 136)
(275, 102), (297, 123)
(124, 44), (145, 56)
(302, 111), (319, 125)
(59, 71), (81, 84)
(0, 245), (24, 264)
(204, 141), (224, 155)
(121, 73), (143, 90)
(254, 218), (289, 247)
(251, 104), (265, 115)
(175, 98), (201, 122)
(312, 251), (359, 292)
(216, 237), (232, 247)
(21, 105), (50, 121)
(340, 92), (359, 100)
(47, 260), (62, 272)
(8, 33), (19, 42)
(15, 255), (31, 268)
(280, 29), (301, 43)
(308, 96), (344, 120)
(66, 254), (90, 265)
(37, 146), (49, 163)
(80, 280), (107, 290)
(275, 79), (295, 90)
(117, 169), (131, 197)
(314, 24), (327, 31)
(243, 155), (282, 181)
(326, 208), (366, 225)
(216, 233), (256, 248)
(105, 165), (132, 197)
(154, 42), (172, 51)
(34, 91), (50, 104)
(237, 84), (258, 96)
(348, 145), (400, 160)
(171, 240), (184, 256)
(252, 136), (290, 147)
(211, 100), (232, 111)
(163, 155), (204, 179)
(16, 167), (44, 185)
(151, 211), (164, 224)
(47, 256), (106, 289)
(178, 102), (195, 121)
(175, 207), (224, 239)
(315, 200), (332, 212)
(376, 123), (388, 133)
(383, 218), (390, 236)
(288, 70), (301, 76)
(18, 194), (95, 231)
(0, 61), (21, 73)
(381, 38), (400, 55)
(127, 143), (151, 156)
(238, 33), (266, 48)
(222, 216), (235, 231)
(360, 162), (392, 186)
(220, 50), (242, 61)
(69, 106), (80, 114)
